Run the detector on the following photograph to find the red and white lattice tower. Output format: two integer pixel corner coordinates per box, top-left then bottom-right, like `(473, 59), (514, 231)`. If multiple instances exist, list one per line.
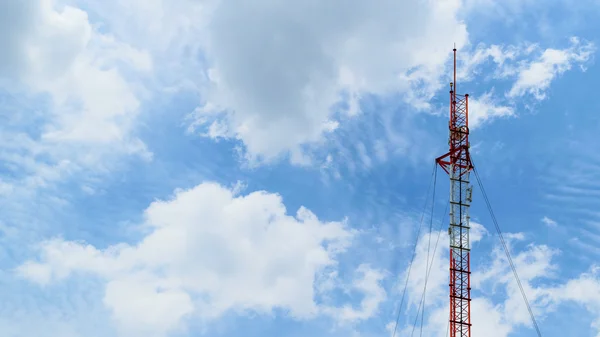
(436, 47), (474, 337)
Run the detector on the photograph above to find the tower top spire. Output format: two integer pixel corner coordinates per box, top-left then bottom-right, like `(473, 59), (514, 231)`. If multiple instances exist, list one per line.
(453, 46), (457, 96)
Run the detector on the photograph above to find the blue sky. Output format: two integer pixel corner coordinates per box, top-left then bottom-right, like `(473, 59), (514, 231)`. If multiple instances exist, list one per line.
(1, 0), (600, 336)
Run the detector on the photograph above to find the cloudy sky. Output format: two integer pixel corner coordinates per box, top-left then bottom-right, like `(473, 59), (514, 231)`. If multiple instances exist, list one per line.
(1, 0), (600, 336)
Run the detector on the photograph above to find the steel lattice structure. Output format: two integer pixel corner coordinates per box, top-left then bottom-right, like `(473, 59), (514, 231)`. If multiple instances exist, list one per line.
(436, 47), (474, 337)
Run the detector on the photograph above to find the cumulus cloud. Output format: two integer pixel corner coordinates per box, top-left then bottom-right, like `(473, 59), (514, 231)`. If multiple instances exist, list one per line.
(547, 266), (600, 333)
(188, 0), (470, 162)
(397, 222), (487, 315)
(321, 264), (387, 323)
(0, 0), (590, 185)
(0, 0), (153, 191)
(17, 182), (389, 336)
(392, 220), (600, 337)
(17, 187), (600, 336)
(24, 0), (588, 169)
(468, 92), (515, 128)
(183, 1), (595, 163)
(2, 0), (152, 144)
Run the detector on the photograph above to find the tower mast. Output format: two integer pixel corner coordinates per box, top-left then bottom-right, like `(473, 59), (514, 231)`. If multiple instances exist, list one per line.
(436, 47), (474, 337)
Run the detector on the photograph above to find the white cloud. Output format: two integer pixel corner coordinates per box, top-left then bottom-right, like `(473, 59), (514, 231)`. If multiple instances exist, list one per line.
(0, 0), (590, 186)
(541, 216), (558, 227)
(393, 220), (600, 337)
(450, 39), (594, 130)
(180, 2), (594, 164)
(16, 182), (390, 335)
(457, 43), (523, 82)
(547, 266), (600, 333)
(397, 221), (487, 315)
(323, 264), (387, 323)
(0, 0), (153, 191)
(475, 239), (560, 327)
(454, 39), (594, 103)
(75, 0), (210, 55)
(29, 1), (591, 170)
(187, 0), (470, 162)
(508, 37), (595, 100)
(103, 273), (194, 337)
(4, 0), (152, 145)
(468, 92), (515, 128)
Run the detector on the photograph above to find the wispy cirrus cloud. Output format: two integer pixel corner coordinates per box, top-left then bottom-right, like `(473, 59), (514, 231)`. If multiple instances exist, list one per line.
(508, 38), (595, 100)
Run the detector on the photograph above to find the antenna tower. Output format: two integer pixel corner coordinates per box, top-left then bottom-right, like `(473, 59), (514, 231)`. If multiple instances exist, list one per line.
(436, 47), (474, 337)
